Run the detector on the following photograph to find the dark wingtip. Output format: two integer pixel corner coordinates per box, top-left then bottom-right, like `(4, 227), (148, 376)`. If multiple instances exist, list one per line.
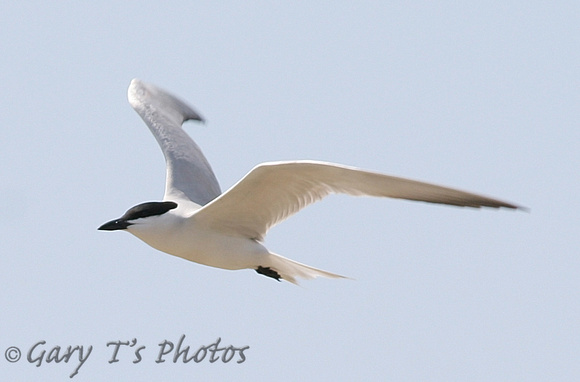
(495, 201), (529, 212)
(187, 113), (205, 123)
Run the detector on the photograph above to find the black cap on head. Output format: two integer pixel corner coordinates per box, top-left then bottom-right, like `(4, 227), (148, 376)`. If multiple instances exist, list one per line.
(98, 201), (178, 231)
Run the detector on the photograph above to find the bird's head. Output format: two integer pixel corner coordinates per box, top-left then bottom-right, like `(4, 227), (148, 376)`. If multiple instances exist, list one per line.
(98, 201), (178, 232)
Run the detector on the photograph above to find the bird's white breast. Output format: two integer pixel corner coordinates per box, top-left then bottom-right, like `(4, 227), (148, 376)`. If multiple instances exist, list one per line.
(127, 209), (269, 271)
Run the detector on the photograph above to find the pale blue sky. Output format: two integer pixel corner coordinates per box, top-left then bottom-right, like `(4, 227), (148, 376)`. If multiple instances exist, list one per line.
(1, 1), (578, 381)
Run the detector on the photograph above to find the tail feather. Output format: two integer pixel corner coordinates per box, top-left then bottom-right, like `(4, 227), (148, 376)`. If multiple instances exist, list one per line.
(267, 253), (347, 285)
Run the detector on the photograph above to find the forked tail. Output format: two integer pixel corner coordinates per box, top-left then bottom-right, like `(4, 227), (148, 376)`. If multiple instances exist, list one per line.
(261, 253), (347, 285)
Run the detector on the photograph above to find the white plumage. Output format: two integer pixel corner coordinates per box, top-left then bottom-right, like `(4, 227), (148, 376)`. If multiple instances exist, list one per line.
(99, 79), (521, 284)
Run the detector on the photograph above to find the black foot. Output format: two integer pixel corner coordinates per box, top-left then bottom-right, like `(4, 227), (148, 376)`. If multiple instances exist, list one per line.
(256, 266), (281, 282)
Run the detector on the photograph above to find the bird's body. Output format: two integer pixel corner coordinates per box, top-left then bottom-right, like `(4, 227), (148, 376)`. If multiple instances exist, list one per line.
(127, 203), (271, 271)
(99, 79), (522, 284)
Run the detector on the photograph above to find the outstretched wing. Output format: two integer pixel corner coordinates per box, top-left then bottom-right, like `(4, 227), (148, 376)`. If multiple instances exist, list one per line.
(192, 161), (521, 241)
(127, 79), (221, 205)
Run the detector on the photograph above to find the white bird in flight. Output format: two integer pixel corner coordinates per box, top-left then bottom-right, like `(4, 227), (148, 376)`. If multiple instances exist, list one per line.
(99, 79), (522, 284)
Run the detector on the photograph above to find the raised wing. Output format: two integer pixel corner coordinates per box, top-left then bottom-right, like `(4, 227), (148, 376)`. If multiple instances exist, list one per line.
(128, 79), (221, 205)
(193, 161), (521, 241)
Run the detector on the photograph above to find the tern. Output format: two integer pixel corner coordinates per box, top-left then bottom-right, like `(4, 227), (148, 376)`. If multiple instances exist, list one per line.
(99, 79), (521, 284)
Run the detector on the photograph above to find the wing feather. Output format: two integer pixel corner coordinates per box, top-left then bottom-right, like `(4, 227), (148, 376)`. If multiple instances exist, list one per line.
(127, 79), (221, 205)
(193, 161), (521, 240)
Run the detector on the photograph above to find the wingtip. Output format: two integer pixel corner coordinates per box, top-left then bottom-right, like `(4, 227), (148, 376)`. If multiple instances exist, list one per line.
(496, 200), (529, 212)
(478, 202), (528, 211)
(486, 203), (529, 212)
(190, 113), (205, 123)
(127, 78), (206, 124)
